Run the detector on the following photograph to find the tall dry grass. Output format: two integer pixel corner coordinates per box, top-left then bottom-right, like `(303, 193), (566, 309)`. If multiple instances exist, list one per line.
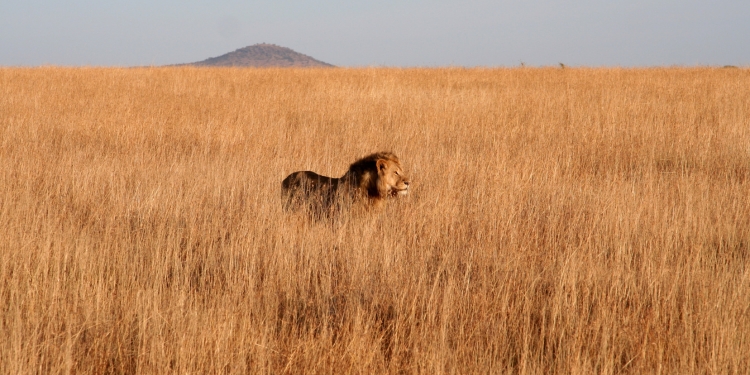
(1, 66), (749, 374)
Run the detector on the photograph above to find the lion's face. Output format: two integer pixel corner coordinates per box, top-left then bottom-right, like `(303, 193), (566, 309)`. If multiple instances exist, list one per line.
(377, 158), (410, 197)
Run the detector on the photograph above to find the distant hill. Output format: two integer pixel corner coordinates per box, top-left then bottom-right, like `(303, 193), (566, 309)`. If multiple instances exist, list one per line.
(180, 44), (334, 67)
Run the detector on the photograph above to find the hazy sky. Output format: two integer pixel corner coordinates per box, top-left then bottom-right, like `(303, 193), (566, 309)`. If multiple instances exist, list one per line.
(1, 0), (749, 67)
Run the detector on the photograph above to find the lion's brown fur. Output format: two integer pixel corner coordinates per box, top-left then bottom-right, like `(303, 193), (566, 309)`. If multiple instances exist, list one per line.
(281, 152), (409, 218)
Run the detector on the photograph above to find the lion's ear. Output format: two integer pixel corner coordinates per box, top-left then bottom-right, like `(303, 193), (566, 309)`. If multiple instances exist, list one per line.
(376, 159), (387, 173)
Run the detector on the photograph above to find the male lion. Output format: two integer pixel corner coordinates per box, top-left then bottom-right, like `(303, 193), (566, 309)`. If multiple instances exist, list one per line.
(281, 152), (410, 217)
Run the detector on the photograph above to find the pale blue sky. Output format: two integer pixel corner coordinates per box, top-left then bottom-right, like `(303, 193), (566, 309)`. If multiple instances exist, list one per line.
(1, 0), (748, 67)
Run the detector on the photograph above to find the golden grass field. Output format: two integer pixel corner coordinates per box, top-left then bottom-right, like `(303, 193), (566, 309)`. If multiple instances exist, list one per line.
(1, 66), (749, 374)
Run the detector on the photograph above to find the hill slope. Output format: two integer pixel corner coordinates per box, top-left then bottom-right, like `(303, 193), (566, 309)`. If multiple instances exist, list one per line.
(184, 44), (334, 67)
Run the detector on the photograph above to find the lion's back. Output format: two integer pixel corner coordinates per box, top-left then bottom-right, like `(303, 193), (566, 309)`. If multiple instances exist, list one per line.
(281, 171), (339, 213)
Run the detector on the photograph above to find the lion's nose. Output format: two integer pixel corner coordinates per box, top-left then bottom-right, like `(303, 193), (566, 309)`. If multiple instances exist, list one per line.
(404, 181), (410, 186)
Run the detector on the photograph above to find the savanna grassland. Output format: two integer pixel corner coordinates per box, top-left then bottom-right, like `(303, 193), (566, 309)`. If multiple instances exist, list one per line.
(1, 66), (749, 374)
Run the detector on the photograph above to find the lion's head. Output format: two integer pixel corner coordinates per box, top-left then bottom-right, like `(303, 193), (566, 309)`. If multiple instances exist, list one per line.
(376, 155), (410, 197)
(345, 152), (410, 201)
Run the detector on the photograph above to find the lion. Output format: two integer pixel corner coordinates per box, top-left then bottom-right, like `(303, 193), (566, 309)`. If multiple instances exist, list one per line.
(281, 152), (410, 218)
